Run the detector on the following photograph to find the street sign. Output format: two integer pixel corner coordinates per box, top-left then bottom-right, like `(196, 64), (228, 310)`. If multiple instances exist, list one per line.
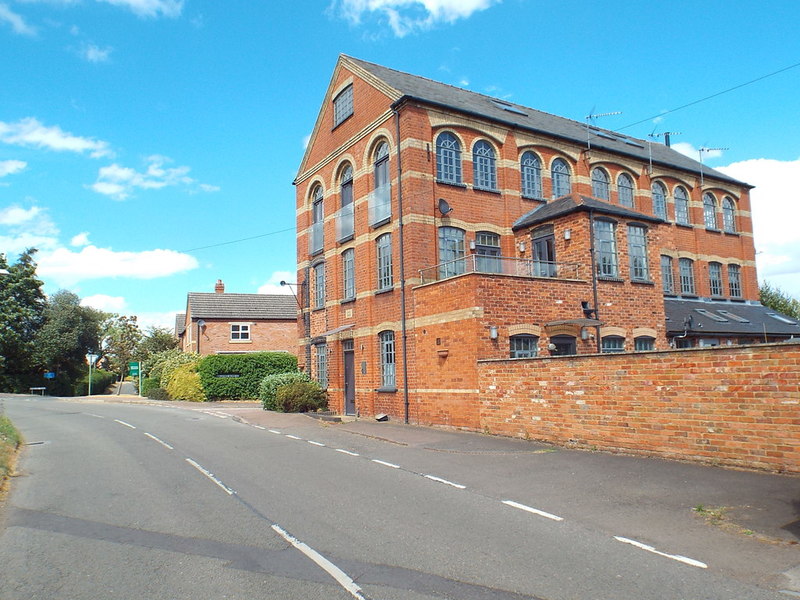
(129, 361), (140, 376)
(44, 372), (56, 379)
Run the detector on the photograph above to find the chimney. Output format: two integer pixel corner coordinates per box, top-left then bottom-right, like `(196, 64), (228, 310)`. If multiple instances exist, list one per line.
(215, 279), (225, 294)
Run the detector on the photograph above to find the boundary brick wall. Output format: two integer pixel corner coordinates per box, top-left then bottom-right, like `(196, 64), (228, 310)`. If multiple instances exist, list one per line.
(478, 342), (800, 473)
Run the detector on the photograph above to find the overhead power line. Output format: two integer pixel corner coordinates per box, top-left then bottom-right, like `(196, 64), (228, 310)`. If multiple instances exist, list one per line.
(180, 226), (295, 253)
(618, 60), (800, 131)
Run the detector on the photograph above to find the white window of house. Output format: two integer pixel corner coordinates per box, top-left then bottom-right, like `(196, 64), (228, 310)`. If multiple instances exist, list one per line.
(436, 132), (462, 184)
(473, 140), (497, 191)
(674, 186), (690, 225)
(661, 255), (674, 294)
(601, 336), (625, 353)
(679, 258), (696, 295)
(634, 337), (655, 351)
(510, 335), (538, 358)
(728, 264), (742, 297)
(617, 173), (634, 208)
(551, 158), (571, 198)
(594, 220), (618, 278)
(313, 262), (325, 309)
(379, 330), (396, 389)
(231, 324), (250, 340)
(342, 248), (355, 301)
(709, 262), (723, 296)
(475, 231), (501, 273)
(438, 226), (466, 278)
(628, 224), (649, 281)
(376, 233), (393, 291)
(591, 167), (610, 200)
(333, 84), (353, 127)
(722, 197), (736, 233)
(310, 186), (324, 255)
(703, 192), (718, 229)
(314, 343), (328, 388)
(651, 181), (667, 220)
(521, 151), (542, 199)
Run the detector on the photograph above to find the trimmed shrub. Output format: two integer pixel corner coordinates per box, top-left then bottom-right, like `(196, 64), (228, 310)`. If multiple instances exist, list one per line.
(259, 371), (312, 411)
(165, 363), (206, 402)
(146, 386), (170, 401)
(198, 352), (298, 401)
(159, 352), (201, 388)
(275, 381), (327, 413)
(73, 370), (116, 396)
(140, 377), (160, 398)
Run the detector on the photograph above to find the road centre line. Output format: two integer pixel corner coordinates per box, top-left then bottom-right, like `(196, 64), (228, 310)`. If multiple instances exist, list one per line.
(502, 500), (564, 522)
(185, 458), (235, 495)
(268, 429), (282, 434)
(144, 432), (174, 450)
(372, 459), (400, 469)
(613, 536), (707, 569)
(285, 434), (302, 440)
(114, 419), (136, 429)
(308, 440), (326, 447)
(86, 413), (105, 419)
(423, 474), (466, 489)
(335, 449), (359, 456)
(253, 425), (266, 430)
(271, 524), (366, 600)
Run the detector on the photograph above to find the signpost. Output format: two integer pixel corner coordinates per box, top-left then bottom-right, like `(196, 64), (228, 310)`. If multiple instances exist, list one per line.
(86, 353), (98, 396)
(129, 361), (142, 397)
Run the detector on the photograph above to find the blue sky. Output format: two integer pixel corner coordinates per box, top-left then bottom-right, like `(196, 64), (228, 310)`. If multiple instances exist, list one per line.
(1, 0), (798, 330)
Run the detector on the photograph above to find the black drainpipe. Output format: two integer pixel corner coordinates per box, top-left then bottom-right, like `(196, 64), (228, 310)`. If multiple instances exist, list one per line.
(392, 103), (410, 424)
(587, 209), (602, 353)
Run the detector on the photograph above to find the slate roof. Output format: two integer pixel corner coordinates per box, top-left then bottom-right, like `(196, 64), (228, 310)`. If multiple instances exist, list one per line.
(187, 293), (297, 321)
(344, 56), (749, 188)
(174, 313), (186, 337)
(512, 194), (663, 231)
(664, 298), (800, 337)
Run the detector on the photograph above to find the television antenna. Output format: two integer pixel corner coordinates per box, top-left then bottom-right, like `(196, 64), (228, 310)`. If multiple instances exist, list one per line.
(585, 110), (621, 149)
(646, 131), (682, 173)
(698, 146), (729, 188)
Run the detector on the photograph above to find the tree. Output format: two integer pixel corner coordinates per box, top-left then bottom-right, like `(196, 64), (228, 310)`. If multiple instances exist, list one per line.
(760, 281), (800, 320)
(135, 326), (178, 363)
(0, 250), (46, 391)
(34, 290), (107, 382)
(102, 315), (143, 379)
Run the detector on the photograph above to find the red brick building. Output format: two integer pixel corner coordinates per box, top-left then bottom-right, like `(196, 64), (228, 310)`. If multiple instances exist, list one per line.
(293, 55), (800, 422)
(177, 280), (298, 356)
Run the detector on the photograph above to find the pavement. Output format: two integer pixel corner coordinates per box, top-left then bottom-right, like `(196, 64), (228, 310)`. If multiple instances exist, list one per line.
(8, 392), (800, 548)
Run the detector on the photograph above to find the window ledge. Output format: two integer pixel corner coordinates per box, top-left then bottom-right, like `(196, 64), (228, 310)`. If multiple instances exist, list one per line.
(663, 293), (679, 298)
(337, 234), (354, 244)
(312, 306), (326, 312)
(631, 279), (655, 286)
(436, 180), (467, 189)
(310, 249), (324, 258)
(680, 294), (699, 299)
(723, 230), (740, 236)
(332, 113), (353, 131)
(229, 339), (252, 343)
(705, 228), (721, 234)
(376, 386), (397, 393)
(474, 186), (501, 194)
(676, 222), (693, 229)
(375, 287), (394, 296)
(370, 217), (391, 229)
(340, 298), (356, 305)
(597, 276), (624, 283)
(521, 195), (545, 203)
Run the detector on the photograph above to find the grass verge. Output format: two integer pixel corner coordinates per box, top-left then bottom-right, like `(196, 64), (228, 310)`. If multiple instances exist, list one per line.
(0, 414), (23, 494)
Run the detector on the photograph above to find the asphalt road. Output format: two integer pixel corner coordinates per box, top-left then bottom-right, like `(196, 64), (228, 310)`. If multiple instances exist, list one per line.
(1, 396), (798, 599)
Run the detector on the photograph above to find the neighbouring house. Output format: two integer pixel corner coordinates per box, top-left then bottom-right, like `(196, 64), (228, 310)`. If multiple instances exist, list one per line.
(292, 54), (800, 421)
(177, 280), (298, 356)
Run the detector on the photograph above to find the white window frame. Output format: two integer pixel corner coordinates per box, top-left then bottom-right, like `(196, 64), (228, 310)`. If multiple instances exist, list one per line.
(230, 323), (250, 341)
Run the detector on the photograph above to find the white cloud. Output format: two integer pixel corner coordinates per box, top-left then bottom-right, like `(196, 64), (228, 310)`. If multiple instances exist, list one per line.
(135, 310), (182, 331)
(0, 204), (42, 225)
(97, 0), (183, 18)
(81, 43), (112, 63)
(70, 231), (90, 246)
(0, 204), (60, 253)
(334, 0), (498, 37)
(0, 159), (26, 177)
(257, 270), (296, 295)
(0, 3), (36, 35)
(38, 245), (199, 285)
(89, 155), (215, 200)
(0, 117), (112, 158)
(80, 293), (127, 312)
(671, 142), (724, 161)
(717, 157), (800, 299)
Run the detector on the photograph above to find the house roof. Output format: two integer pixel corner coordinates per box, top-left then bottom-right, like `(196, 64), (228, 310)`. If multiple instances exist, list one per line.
(512, 194), (663, 231)
(187, 293), (297, 321)
(343, 55), (749, 189)
(664, 298), (800, 337)
(174, 313), (186, 337)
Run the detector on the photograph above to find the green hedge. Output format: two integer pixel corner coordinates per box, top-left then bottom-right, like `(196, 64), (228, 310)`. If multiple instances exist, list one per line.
(140, 377), (160, 397)
(165, 363), (206, 402)
(198, 352), (297, 400)
(73, 370), (116, 396)
(259, 371), (312, 411)
(274, 381), (327, 413)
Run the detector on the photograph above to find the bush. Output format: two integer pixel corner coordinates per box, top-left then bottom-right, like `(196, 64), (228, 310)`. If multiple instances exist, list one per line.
(144, 348), (184, 383)
(159, 352), (201, 389)
(275, 381), (327, 413)
(73, 370), (116, 396)
(146, 386), (170, 401)
(165, 363), (206, 402)
(140, 377), (160, 397)
(198, 352), (298, 401)
(259, 371), (312, 410)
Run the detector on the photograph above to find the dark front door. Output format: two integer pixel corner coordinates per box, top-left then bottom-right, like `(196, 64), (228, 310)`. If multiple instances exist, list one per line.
(343, 340), (355, 415)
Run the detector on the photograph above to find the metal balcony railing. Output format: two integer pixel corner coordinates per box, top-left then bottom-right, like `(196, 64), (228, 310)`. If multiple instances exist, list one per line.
(368, 184), (391, 226)
(335, 203), (354, 241)
(418, 255), (582, 284)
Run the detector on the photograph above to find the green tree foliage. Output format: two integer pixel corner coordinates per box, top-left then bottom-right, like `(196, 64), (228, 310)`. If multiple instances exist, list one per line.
(259, 371), (312, 410)
(101, 315), (143, 379)
(274, 380), (327, 413)
(760, 282), (800, 320)
(0, 250), (46, 391)
(165, 363), (206, 402)
(143, 348), (184, 383)
(34, 290), (107, 384)
(198, 352), (298, 400)
(158, 352), (201, 388)
(135, 326), (178, 363)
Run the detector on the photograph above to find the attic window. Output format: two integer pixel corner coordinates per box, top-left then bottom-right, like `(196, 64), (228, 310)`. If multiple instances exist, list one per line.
(624, 139), (645, 148)
(333, 85), (354, 127)
(491, 99), (527, 116)
(694, 308), (728, 322)
(768, 313), (797, 325)
(717, 309), (749, 323)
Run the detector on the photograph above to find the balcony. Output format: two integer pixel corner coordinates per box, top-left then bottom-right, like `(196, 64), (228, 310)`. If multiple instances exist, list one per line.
(368, 184), (391, 227)
(309, 221), (323, 255)
(335, 202), (354, 242)
(418, 255), (582, 285)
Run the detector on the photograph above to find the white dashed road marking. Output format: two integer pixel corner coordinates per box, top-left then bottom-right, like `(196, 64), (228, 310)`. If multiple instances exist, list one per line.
(268, 429), (282, 434)
(423, 474), (466, 489)
(144, 432), (174, 450)
(372, 459), (400, 469)
(335, 449), (359, 456)
(502, 500), (564, 522)
(114, 419), (136, 429)
(185, 458), (235, 495)
(308, 440), (325, 447)
(613, 536), (707, 568)
(285, 434), (302, 440)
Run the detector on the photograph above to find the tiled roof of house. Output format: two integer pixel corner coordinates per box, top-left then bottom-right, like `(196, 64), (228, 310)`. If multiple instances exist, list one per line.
(187, 293), (297, 320)
(344, 55), (748, 188)
(175, 313), (186, 337)
(512, 194), (663, 231)
(664, 298), (800, 337)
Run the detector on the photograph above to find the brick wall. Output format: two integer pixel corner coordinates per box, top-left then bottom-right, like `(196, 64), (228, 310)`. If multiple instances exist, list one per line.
(192, 319), (298, 356)
(478, 342), (800, 472)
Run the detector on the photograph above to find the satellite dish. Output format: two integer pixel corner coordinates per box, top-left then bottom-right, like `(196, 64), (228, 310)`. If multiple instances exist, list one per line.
(437, 198), (453, 216)
(197, 319), (206, 327)
(547, 343), (557, 351)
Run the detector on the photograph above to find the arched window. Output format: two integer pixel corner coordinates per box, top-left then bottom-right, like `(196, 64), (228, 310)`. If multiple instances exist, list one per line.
(313, 262), (325, 309)
(436, 132), (462, 184)
(310, 185), (324, 254)
(551, 158), (571, 198)
(520, 151), (542, 199)
(336, 165), (355, 241)
(679, 258), (695, 295)
(601, 336), (625, 353)
(651, 181), (667, 220)
(728, 264), (742, 297)
(709, 261), (723, 296)
(438, 226), (466, 278)
(369, 142), (391, 225)
(549, 335), (576, 356)
(374, 141), (389, 188)
(472, 140), (497, 190)
(722, 197), (736, 233)
(703, 193), (718, 229)
(340, 164), (353, 206)
(661, 255), (674, 294)
(510, 335), (539, 358)
(378, 330), (396, 389)
(617, 173), (634, 208)
(376, 233), (393, 291)
(634, 337), (655, 351)
(342, 248), (355, 301)
(674, 186), (690, 225)
(591, 168), (610, 200)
